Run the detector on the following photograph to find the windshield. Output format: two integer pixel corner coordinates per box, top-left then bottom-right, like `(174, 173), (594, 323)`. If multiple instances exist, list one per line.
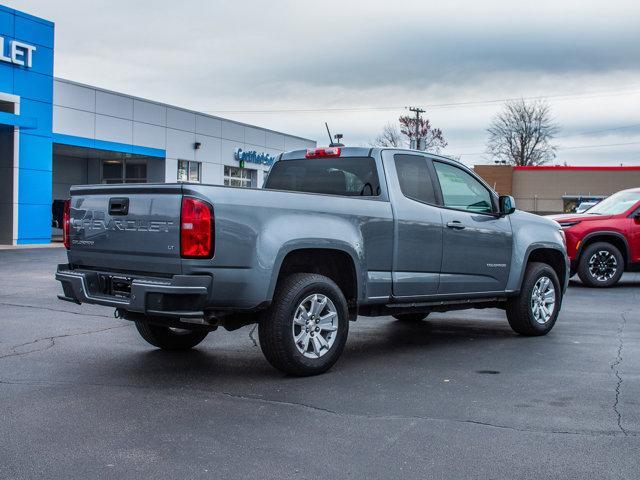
(586, 190), (640, 215)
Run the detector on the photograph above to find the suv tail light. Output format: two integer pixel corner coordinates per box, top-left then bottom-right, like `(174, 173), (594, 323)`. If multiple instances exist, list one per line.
(305, 147), (341, 158)
(62, 199), (71, 250)
(181, 197), (214, 258)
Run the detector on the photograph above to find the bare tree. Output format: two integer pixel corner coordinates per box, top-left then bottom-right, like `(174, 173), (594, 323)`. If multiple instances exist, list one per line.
(487, 99), (559, 166)
(399, 115), (447, 153)
(373, 123), (404, 148)
(372, 114), (447, 153)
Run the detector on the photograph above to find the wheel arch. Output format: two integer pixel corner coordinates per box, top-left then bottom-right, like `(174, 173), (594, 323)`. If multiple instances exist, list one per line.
(526, 248), (567, 289)
(577, 231), (630, 267)
(267, 244), (363, 317)
(512, 244), (569, 294)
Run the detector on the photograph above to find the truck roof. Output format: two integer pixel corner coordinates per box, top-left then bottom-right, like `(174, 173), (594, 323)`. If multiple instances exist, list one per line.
(278, 146), (469, 169)
(279, 146), (465, 165)
(280, 146), (371, 160)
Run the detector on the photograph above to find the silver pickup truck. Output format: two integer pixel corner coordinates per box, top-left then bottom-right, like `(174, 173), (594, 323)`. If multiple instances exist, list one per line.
(56, 147), (569, 376)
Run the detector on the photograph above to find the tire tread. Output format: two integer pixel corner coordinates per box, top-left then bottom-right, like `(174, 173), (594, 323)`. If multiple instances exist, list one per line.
(506, 262), (561, 336)
(259, 273), (348, 376)
(577, 242), (624, 288)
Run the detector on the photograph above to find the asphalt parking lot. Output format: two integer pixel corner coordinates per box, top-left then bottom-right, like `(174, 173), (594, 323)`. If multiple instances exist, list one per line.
(1, 248), (638, 479)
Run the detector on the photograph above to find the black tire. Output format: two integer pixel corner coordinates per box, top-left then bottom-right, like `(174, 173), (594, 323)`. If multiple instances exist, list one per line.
(392, 312), (430, 322)
(258, 273), (349, 376)
(577, 242), (624, 288)
(506, 262), (562, 336)
(135, 320), (208, 350)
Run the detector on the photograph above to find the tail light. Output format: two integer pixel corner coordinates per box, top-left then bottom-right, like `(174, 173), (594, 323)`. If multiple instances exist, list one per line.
(62, 199), (71, 249)
(181, 197), (214, 258)
(305, 147), (341, 158)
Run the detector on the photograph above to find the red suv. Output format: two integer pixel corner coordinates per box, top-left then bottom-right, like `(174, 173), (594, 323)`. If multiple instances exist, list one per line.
(549, 188), (640, 287)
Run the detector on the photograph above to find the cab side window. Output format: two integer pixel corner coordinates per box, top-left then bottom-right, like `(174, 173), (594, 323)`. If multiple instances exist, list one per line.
(433, 161), (494, 213)
(394, 154), (436, 204)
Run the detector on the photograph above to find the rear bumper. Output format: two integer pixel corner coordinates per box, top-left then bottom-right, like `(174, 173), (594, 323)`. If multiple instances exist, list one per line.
(55, 264), (212, 318)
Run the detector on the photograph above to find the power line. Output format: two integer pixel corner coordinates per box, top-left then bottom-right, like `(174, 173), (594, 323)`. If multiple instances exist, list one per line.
(558, 123), (640, 138)
(456, 140), (640, 156)
(559, 141), (640, 150)
(413, 121), (640, 152)
(194, 85), (640, 114)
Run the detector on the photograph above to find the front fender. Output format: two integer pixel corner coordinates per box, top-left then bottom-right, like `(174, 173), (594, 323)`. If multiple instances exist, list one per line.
(506, 211), (569, 293)
(507, 242), (569, 294)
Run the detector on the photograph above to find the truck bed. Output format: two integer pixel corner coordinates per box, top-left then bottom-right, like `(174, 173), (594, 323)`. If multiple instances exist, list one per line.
(65, 182), (394, 310)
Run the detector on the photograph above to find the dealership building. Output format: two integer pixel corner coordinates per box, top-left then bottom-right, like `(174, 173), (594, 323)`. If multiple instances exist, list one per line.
(0, 5), (315, 245)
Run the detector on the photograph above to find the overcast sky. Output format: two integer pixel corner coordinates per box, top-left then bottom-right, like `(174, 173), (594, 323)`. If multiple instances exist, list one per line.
(10, 0), (640, 165)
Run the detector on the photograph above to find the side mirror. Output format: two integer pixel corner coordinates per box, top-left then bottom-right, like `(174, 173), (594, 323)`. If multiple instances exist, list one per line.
(499, 195), (516, 215)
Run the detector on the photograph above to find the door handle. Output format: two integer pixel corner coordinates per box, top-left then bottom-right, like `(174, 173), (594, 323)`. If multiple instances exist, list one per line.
(446, 221), (465, 230)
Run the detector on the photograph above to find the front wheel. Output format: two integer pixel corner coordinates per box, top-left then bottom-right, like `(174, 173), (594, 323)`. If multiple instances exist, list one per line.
(506, 262), (562, 336)
(135, 320), (209, 350)
(577, 242), (624, 288)
(258, 273), (349, 376)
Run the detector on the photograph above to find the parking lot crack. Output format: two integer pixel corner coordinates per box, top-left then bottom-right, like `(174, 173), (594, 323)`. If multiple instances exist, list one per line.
(0, 324), (128, 360)
(219, 392), (630, 437)
(1, 377), (635, 437)
(611, 312), (628, 436)
(0, 301), (113, 319)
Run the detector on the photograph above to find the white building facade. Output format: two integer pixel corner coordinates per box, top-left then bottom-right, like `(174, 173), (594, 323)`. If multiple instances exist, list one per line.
(0, 5), (315, 245)
(52, 78), (315, 205)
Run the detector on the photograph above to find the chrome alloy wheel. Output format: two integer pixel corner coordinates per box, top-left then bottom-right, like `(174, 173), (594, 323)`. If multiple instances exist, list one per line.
(530, 276), (556, 324)
(588, 250), (618, 282)
(292, 294), (339, 359)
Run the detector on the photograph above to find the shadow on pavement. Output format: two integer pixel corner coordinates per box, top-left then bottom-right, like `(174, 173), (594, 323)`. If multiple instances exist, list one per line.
(67, 316), (523, 384)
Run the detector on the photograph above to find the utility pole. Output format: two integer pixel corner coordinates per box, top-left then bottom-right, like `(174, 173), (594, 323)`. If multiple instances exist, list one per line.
(408, 106), (425, 150)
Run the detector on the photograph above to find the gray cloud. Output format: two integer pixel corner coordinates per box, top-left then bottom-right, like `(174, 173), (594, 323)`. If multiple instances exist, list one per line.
(7, 0), (640, 165)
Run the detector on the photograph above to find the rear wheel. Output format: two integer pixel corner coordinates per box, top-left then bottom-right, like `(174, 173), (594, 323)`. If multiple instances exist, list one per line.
(577, 242), (624, 288)
(392, 313), (430, 322)
(135, 320), (208, 350)
(506, 262), (561, 336)
(258, 273), (349, 376)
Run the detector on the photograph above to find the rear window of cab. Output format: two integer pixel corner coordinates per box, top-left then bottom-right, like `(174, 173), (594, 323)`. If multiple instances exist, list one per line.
(265, 157), (381, 197)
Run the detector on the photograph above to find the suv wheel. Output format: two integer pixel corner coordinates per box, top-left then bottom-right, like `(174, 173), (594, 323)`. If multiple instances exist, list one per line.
(577, 242), (624, 288)
(392, 313), (430, 322)
(135, 320), (209, 350)
(506, 262), (562, 336)
(258, 273), (349, 376)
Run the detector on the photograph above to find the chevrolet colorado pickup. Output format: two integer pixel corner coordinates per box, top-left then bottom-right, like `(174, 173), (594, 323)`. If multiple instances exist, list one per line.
(549, 187), (640, 287)
(56, 147), (569, 376)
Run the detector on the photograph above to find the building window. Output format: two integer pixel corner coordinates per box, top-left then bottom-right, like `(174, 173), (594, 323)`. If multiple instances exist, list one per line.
(178, 160), (201, 183)
(102, 158), (147, 184)
(224, 165), (255, 188)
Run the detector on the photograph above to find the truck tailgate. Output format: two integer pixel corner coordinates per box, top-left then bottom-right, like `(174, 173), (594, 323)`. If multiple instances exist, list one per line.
(67, 184), (183, 275)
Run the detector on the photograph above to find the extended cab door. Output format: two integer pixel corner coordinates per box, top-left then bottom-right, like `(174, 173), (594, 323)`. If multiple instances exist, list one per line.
(383, 152), (443, 297)
(431, 159), (513, 295)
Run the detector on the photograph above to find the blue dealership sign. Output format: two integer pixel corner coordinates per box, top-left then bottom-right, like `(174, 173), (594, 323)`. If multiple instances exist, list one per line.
(234, 148), (275, 166)
(0, 5), (55, 244)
